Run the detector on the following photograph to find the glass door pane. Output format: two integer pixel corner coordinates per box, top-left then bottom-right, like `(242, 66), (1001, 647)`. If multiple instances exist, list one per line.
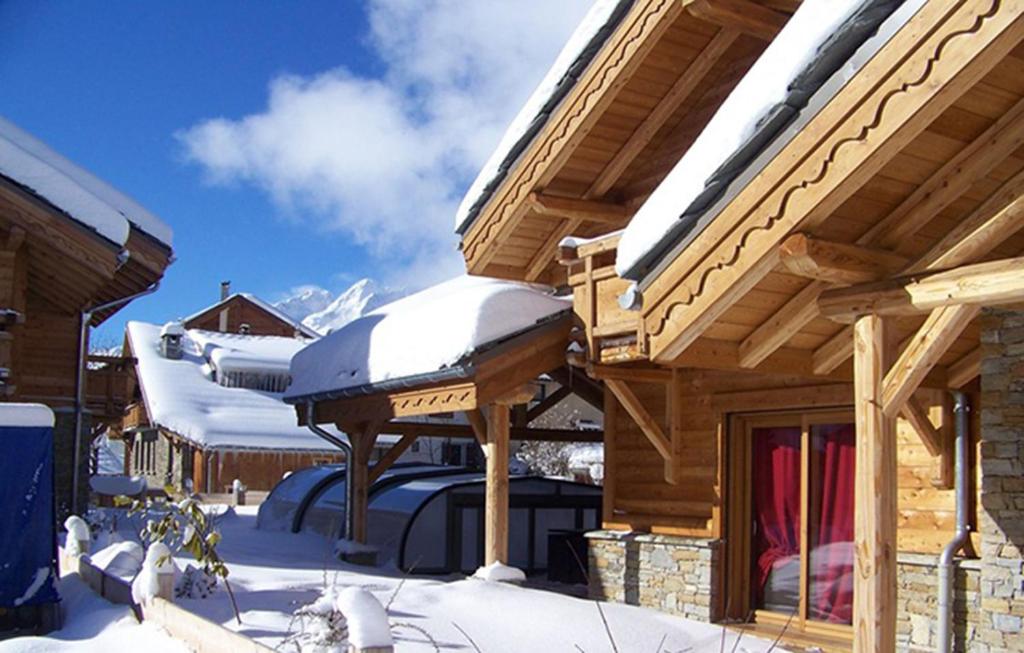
(750, 426), (802, 614)
(807, 423), (856, 624)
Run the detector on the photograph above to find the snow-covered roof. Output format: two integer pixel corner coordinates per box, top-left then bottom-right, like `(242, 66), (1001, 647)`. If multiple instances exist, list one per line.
(454, 0), (632, 235)
(285, 275), (571, 403)
(615, 0), (908, 280)
(0, 115), (173, 247)
(184, 292), (321, 338)
(126, 321), (339, 451)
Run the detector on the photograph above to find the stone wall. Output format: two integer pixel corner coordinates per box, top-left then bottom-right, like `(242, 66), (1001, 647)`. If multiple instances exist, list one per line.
(53, 407), (91, 521)
(587, 531), (718, 622)
(588, 534), (984, 651)
(896, 555), (981, 652)
(977, 309), (1024, 653)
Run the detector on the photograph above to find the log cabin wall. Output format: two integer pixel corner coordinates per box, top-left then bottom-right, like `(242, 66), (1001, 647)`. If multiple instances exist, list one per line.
(591, 368), (983, 648)
(185, 295), (305, 337)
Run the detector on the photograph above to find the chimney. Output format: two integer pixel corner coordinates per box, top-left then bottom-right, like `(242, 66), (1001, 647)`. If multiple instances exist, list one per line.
(159, 322), (185, 359)
(220, 281), (231, 301)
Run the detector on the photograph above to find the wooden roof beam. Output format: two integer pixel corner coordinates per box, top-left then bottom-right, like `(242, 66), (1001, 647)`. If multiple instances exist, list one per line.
(527, 193), (631, 224)
(819, 256), (1024, 322)
(686, 0), (788, 42)
(899, 395), (943, 457)
(585, 27), (740, 199)
(947, 346), (982, 388)
(605, 378), (676, 484)
(779, 234), (908, 285)
(368, 433), (418, 484)
(525, 384), (572, 423)
(524, 217), (580, 282)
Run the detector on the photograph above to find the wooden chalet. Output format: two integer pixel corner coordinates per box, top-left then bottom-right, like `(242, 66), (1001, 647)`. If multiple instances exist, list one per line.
(287, 277), (604, 561)
(0, 116), (173, 518)
(183, 281), (321, 338)
(117, 291), (335, 494)
(457, 0), (1024, 651)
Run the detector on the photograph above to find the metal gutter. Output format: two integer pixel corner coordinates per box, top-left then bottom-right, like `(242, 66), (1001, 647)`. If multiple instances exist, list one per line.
(73, 281), (160, 512)
(937, 391), (971, 652)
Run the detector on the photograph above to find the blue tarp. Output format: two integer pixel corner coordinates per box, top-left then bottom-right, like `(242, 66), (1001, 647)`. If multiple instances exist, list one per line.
(1, 420), (60, 608)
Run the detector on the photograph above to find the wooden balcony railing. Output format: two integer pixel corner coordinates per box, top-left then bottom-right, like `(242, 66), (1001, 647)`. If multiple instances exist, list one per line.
(559, 232), (645, 365)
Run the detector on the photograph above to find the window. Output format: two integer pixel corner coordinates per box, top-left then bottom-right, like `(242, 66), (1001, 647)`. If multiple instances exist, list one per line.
(727, 410), (855, 636)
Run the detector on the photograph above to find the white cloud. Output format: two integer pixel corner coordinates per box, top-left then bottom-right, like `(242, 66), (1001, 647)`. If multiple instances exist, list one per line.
(178, 0), (594, 288)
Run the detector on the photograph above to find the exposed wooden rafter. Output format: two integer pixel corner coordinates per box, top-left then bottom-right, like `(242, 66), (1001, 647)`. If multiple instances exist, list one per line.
(686, 0), (788, 41)
(779, 234), (908, 285)
(947, 347), (982, 389)
(585, 27), (740, 199)
(527, 193), (630, 224)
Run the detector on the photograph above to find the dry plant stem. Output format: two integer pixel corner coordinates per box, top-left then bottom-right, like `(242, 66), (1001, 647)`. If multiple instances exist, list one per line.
(452, 621), (483, 653)
(595, 601), (619, 653)
(656, 633), (668, 653)
(728, 610), (755, 653)
(392, 623), (441, 653)
(386, 555), (422, 611)
(765, 608), (797, 652)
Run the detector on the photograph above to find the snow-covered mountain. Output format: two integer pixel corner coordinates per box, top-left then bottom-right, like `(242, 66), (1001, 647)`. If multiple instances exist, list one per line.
(274, 279), (408, 335)
(274, 286), (334, 322)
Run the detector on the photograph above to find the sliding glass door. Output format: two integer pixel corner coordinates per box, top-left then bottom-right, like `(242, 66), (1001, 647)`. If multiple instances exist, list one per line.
(729, 410), (855, 635)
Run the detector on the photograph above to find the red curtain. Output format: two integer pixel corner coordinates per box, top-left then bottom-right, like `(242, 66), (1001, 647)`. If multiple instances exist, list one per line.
(750, 427), (801, 608)
(810, 424), (856, 624)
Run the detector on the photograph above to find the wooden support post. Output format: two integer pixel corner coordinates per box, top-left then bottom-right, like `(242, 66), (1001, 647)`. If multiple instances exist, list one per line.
(485, 403), (510, 565)
(853, 314), (897, 653)
(350, 423), (380, 544)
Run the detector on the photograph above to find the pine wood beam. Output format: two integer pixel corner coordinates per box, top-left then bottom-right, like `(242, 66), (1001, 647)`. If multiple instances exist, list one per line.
(604, 378), (676, 484)
(865, 95), (1024, 251)
(947, 347), (982, 389)
(880, 305), (979, 418)
(465, 409), (487, 447)
(527, 193), (630, 224)
(899, 395), (942, 457)
(525, 385), (572, 423)
(484, 403), (510, 565)
(686, 0), (787, 41)
(738, 281), (821, 368)
(349, 422), (381, 543)
(585, 27), (740, 198)
(779, 233), (908, 285)
(368, 434), (418, 484)
(819, 256), (1024, 322)
(853, 314), (897, 653)
(524, 217), (580, 281)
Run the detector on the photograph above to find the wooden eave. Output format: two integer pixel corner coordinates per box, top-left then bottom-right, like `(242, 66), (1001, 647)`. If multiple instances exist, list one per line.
(300, 314), (574, 432)
(91, 226), (174, 325)
(567, 2), (1024, 393)
(459, 0), (796, 285)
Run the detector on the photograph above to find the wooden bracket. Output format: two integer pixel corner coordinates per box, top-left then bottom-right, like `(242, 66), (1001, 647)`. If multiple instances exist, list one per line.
(605, 378), (675, 484)
(368, 433), (418, 484)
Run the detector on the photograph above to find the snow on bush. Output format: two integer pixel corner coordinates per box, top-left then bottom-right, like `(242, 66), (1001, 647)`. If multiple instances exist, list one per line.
(285, 587), (348, 653)
(131, 542), (174, 605)
(64, 515), (91, 556)
(175, 563), (217, 600)
(472, 562), (526, 583)
(336, 587), (393, 650)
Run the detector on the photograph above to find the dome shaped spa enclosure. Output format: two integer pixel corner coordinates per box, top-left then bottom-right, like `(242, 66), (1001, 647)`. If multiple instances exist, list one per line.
(258, 464), (602, 577)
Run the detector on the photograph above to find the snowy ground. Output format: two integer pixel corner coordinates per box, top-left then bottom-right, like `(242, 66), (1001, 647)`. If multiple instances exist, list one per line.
(0, 575), (187, 653)
(160, 506), (781, 652)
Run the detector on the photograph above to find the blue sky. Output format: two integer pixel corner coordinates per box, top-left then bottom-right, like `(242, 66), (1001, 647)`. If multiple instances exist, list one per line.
(0, 0), (591, 344)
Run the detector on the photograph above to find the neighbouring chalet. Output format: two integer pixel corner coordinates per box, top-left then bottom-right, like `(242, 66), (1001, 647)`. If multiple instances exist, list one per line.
(121, 320), (344, 493)
(455, 1), (1024, 652)
(285, 275), (605, 552)
(0, 116), (173, 518)
(185, 281), (321, 338)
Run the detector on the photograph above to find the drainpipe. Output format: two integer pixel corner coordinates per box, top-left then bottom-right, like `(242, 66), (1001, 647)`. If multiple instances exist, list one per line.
(304, 400), (353, 541)
(937, 391), (970, 652)
(73, 281), (160, 513)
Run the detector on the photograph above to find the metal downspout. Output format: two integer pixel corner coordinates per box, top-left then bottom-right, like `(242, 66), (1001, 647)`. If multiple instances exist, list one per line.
(937, 391), (971, 652)
(73, 281), (160, 512)
(304, 400), (353, 541)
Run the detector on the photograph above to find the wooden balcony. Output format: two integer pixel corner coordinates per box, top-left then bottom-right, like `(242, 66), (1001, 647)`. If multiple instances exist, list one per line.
(560, 232), (644, 365)
(85, 355), (136, 427)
